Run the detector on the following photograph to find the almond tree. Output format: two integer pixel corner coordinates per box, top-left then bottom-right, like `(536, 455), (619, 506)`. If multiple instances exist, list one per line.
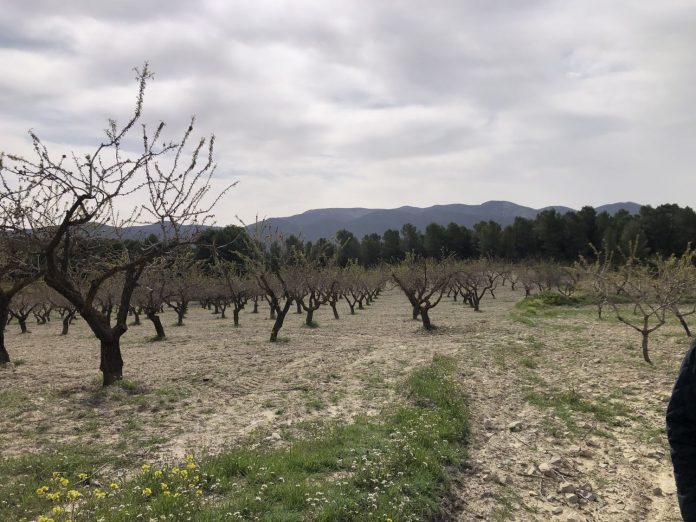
(1, 64), (232, 384)
(392, 255), (454, 330)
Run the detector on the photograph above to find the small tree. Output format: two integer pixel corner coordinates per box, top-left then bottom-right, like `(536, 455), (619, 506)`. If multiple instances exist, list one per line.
(1, 64), (232, 384)
(392, 255), (453, 330)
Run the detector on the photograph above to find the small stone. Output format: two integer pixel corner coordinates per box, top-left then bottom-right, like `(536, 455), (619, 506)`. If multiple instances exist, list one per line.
(565, 493), (579, 504)
(270, 432), (281, 440)
(508, 420), (524, 432)
(549, 455), (563, 466)
(593, 358), (602, 364)
(525, 464), (537, 476)
(552, 506), (564, 515)
(539, 462), (554, 476)
(567, 516), (582, 522)
(653, 486), (663, 496)
(529, 491), (538, 497)
(559, 482), (576, 494)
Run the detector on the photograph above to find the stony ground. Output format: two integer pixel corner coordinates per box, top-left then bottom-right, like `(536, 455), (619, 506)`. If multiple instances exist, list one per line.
(0, 286), (687, 521)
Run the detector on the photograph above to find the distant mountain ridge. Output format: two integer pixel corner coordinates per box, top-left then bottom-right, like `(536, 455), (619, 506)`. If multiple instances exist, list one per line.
(111, 201), (642, 241)
(258, 201), (642, 241)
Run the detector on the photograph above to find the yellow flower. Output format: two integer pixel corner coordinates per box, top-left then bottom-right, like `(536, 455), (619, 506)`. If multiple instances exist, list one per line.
(195, 489), (203, 497)
(109, 482), (119, 490)
(78, 473), (88, 480)
(171, 467), (180, 476)
(160, 483), (169, 491)
(59, 478), (70, 488)
(192, 475), (200, 483)
(36, 486), (49, 495)
(52, 506), (66, 514)
(94, 489), (107, 499)
(173, 492), (181, 498)
(163, 491), (171, 497)
(37, 516), (55, 522)
(142, 487), (152, 497)
(66, 489), (81, 501)
(153, 470), (163, 478)
(186, 454), (194, 461)
(141, 464), (151, 472)
(180, 470), (188, 479)
(46, 492), (61, 501)
(186, 462), (196, 470)
(52, 472), (62, 479)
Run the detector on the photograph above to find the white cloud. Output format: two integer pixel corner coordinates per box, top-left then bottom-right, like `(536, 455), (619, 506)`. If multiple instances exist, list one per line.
(2, 0), (695, 224)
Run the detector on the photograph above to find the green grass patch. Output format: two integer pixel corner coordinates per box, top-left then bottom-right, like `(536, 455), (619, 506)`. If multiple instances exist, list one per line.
(525, 389), (634, 435)
(10, 356), (469, 522)
(510, 292), (591, 326)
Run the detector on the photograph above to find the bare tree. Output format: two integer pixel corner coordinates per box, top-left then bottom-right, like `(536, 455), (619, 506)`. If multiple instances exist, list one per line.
(0, 64), (232, 384)
(392, 255), (453, 330)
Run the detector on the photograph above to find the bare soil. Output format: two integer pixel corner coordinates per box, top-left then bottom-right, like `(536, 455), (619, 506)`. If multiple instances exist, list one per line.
(0, 287), (686, 521)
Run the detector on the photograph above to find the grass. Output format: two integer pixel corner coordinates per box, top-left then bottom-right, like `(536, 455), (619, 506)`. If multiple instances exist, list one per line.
(510, 292), (590, 326)
(525, 388), (634, 436)
(8, 355), (469, 522)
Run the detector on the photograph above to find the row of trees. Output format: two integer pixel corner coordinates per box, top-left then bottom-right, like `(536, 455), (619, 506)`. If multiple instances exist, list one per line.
(234, 204), (696, 268)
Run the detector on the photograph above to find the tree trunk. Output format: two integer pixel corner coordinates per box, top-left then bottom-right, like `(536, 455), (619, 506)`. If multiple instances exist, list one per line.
(147, 312), (166, 340)
(412, 306), (419, 320)
(296, 301), (303, 314)
(270, 299), (292, 342)
(100, 338), (124, 386)
(132, 309), (141, 326)
(641, 332), (652, 365)
(306, 308), (314, 326)
(330, 302), (339, 320)
(0, 304), (9, 364)
(61, 312), (75, 336)
(358, 299), (364, 310)
(269, 306), (276, 319)
(18, 317), (28, 334)
(252, 299), (259, 314)
(421, 308), (433, 330)
(233, 308), (240, 327)
(675, 310), (692, 337)
(176, 306), (186, 326)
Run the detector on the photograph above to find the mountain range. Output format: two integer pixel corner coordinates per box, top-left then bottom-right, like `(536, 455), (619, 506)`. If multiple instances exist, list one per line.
(113, 201), (641, 241)
(257, 201), (642, 241)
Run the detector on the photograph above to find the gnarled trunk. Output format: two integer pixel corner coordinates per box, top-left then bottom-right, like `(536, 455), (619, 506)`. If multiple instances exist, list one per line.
(233, 308), (240, 327)
(330, 301), (339, 320)
(420, 308), (433, 330)
(641, 331), (652, 365)
(100, 337), (124, 386)
(0, 304), (9, 364)
(147, 311), (166, 340)
(270, 298), (293, 342)
(306, 308), (314, 326)
(18, 317), (28, 334)
(61, 311), (76, 336)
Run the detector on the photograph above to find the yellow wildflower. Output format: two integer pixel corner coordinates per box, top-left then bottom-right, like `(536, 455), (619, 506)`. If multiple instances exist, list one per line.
(153, 470), (163, 478)
(94, 489), (107, 499)
(160, 483), (169, 491)
(66, 489), (81, 501)
(142, 487), (152, 497)
(186, 454), (194, 461)
(171, 467), (180, 476)
(52, 506), (66, 514)
(163, 491), (171, 497)
(37, 516), (55, 522)
(109, 482), (119, 490)
(46, 492), (61, 501)
(59, 478), (70, 488)
(52, 472), (62, 479)
(180, 470), (188, 479)
(78, 473), (88, 480)
(141, 464), (151, 472)
(36, 486), (49, 495)
(195, 489), (203, 497)
(186, 462), (196, 470)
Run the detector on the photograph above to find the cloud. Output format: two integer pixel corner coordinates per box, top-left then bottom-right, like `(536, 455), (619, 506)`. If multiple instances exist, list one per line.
(2, 0), (695, 224)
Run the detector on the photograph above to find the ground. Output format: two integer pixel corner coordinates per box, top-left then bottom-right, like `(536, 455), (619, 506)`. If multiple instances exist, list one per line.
(0, 286), (687, 521)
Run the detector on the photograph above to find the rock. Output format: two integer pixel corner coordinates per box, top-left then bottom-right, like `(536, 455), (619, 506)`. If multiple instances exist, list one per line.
(270, 432), (281, 441)
(559, 482), (576, 494)
(593, 358), (602, 363)
(565, 493), (579, 504)
(653, 486), (663, 496)
(549, 455), (563, 466)
(508, 420), (524, 432)
(567, 516), (582, 522)
(586, 439), (600, 448)
(552, 506), (564, 515)
(484, 418), (497, 431)
(525, 464), (537, 476)
(539, 462), (554, 476)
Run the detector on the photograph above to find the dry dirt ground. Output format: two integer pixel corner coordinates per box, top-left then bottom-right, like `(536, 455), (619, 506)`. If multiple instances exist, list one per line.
(0, 286), (688, 521)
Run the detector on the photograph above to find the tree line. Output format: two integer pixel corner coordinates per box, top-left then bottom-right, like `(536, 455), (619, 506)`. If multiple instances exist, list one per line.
(196, 203), (696, 268)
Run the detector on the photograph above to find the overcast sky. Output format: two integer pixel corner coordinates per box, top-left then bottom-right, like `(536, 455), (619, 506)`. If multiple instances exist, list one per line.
(1, 0), (695, 224)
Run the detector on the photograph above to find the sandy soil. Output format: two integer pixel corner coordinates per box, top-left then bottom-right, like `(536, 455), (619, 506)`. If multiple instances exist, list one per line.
(0, 286), (687, 521)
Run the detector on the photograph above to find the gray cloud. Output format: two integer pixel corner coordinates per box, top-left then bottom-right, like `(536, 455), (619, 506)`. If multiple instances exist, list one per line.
(2, 0), (695, 224)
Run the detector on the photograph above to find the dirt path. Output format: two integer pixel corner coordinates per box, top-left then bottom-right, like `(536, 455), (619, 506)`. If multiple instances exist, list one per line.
(0, 287), (685, 520)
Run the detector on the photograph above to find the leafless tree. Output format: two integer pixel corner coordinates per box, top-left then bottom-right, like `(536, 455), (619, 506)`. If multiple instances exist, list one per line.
(0, 64), (232, 384)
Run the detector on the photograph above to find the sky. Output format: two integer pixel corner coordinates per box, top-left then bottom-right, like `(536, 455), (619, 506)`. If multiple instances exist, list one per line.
(1, 0), (695, 225)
